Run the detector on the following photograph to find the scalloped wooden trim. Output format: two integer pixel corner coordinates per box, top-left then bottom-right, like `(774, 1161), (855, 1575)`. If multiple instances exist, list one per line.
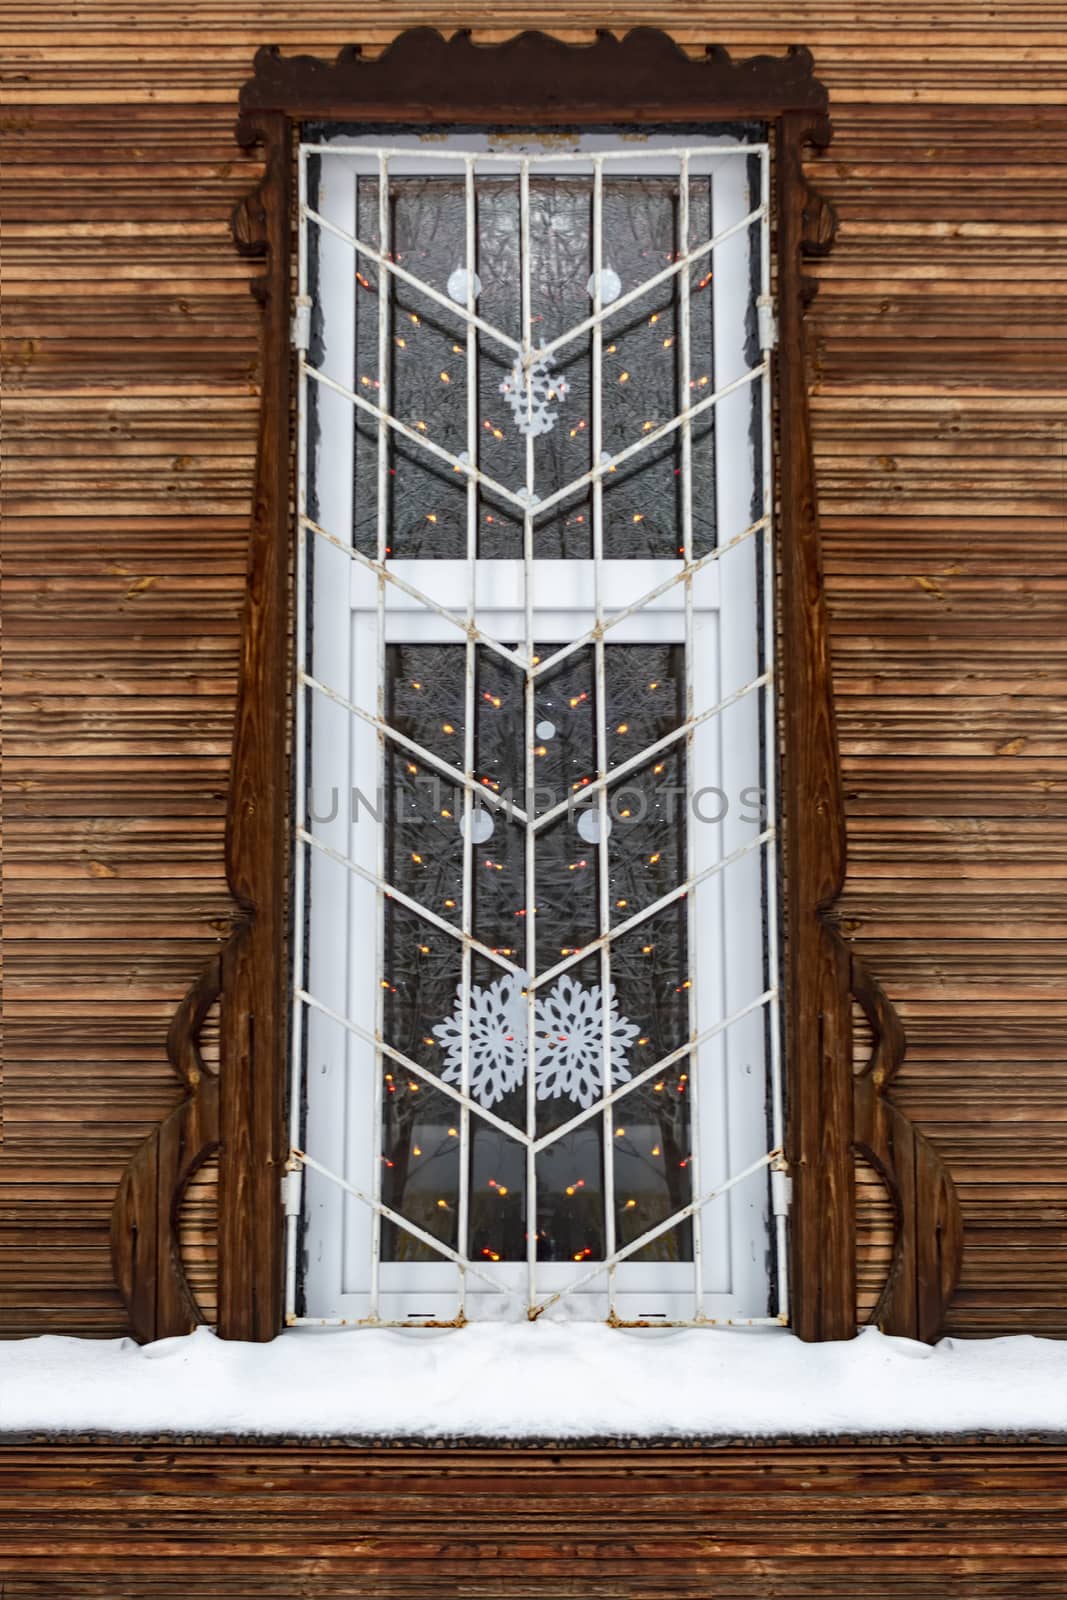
(114, 111), (291, 1346)
(111, 959), (222, 1342)
(237, 29), (828, 126)
(852, 956), (964, 1342)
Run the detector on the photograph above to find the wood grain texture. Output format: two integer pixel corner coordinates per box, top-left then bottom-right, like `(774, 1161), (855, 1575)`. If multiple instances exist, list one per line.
(776, 108), (856, 1342)
(215, 111), (289, 1343)
(0, 1440), (1065, 1595)
(2, 4), (1066, 1343)
(111, 956), (220, 1339)
(852, 955), (963, 1339)
(238, 26), (829, 121)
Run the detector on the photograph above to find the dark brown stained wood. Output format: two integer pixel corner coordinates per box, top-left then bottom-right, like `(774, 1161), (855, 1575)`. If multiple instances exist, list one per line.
(854, 1150), (894, 1322)
(0, 1440), (1065, 1595)
(177, 1149), (219, 1323)
(852, 954), (963, 1340)
(111, 956), (221, 1339)
(776, 109), (855, 1342)
(215, 113), (291, 1342)
(239, 27), (828, 122)
(2, 5), (1066, 1350)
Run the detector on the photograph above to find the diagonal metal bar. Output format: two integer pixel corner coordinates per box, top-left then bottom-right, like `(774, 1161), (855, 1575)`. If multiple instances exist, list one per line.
(295, 136), (783, 1329)
(293, 1150), (522, 1304)
(305, 196), (762, 374)
(304, 514), (528, 671)
(535, 204), (764, 367)
(532, 987), (776, 1155)
(301, 669), (529, 824)
(305, 202), (524, 359)
(298, 828), (523, 978)
(302, 361), (530, 516)
(305, 336), (762, 565)
(297, 987), (532, 1148)
(529, 515), (767, 680)
(530, 1149), (779, 1318)
(533, 671), (770, 834)
(531, 361), (766, 520)
(530, 828), (775, 993)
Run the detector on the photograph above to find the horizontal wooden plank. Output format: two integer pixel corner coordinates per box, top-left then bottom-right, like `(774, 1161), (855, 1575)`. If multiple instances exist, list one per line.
(1, 6), (1066, 1347)
(0, 1442), (1064, 1595)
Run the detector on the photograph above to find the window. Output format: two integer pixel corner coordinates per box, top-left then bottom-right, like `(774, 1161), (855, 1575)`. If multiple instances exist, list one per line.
(290, 129), (787, 1326)
(117, 32), (927, 1350)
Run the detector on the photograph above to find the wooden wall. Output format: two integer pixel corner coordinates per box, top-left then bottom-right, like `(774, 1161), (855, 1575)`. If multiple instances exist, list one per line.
(2, 3), (1066, 1340)
(0, 1438), (1065, 1597)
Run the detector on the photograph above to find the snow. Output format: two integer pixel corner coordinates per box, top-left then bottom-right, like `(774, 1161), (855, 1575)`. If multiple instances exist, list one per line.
(1, 1323), (1064, 1438)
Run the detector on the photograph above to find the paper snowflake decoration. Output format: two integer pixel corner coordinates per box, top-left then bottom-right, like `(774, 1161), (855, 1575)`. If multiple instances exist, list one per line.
(433, 972), (638, 1111)
(433, 971), (526, 1109)
(499, 354), (571, 439)
(534, 974), (638, 1110)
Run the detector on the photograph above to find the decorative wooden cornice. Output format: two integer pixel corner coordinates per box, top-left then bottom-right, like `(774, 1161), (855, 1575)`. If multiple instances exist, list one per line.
(237, 28), (828, 130)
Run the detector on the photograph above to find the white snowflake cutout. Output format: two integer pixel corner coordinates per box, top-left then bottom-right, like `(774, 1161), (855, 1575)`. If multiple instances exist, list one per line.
(499, 353), (571, 439)
(534, 975), (638, 1110)
(433, 971), (527, 1109)
(432, 971), (640, 1112)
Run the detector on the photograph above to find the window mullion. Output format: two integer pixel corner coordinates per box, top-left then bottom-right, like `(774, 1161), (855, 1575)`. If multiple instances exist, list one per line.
(677, 151), (704, 1323)
(759, 145), (788, 1323)
(286, 142), (311, 1323)
(590, 156), (618, 1318)
(369, 151), (390, 1322)
(519, 157), (539, 1313)
(457, 155), (479, 1321)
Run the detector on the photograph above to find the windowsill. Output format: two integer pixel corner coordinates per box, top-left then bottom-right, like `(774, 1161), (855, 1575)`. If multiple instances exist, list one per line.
(1, 1322), (1063, 1439)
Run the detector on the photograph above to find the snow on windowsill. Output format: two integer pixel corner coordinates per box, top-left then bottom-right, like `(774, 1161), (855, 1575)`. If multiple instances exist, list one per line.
(1, 1323), (1064, 1439)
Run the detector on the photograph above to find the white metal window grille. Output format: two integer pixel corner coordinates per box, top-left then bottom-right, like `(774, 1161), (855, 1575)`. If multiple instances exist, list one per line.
(288, 130), (787, 1328)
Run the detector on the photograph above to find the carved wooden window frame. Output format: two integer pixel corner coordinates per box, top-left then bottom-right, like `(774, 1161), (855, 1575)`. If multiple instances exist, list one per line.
(112, 28), (962, 1347)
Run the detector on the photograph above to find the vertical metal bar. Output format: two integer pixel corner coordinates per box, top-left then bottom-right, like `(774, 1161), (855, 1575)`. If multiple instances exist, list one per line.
(369, 153), (390, 1322)
(590, 157), (617, 1317)
(678, 152), (704, 1322)
(287, 143), (311, 1322)
(457, 155), (479, 1319)
(758, 146), (788, 1323)
(520, 158), (538, 1313)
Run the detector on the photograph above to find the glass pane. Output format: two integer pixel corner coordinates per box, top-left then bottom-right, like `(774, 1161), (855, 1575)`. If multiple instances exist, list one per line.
(380, 641), (692, 1263)
(352, 174), (718, 561)
(298, 134), (776, 1321)
(612, 1074), (694, 1263)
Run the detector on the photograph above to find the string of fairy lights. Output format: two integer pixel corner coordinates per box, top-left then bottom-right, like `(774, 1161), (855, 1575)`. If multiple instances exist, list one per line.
(293, 141), (785, 1325)
(346, 176), (720, 1269)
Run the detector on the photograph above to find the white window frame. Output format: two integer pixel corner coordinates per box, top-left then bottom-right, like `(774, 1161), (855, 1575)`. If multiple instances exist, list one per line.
(288, 130), (787, 1329)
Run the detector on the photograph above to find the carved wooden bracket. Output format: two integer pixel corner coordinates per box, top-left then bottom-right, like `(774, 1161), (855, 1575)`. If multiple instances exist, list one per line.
(781, 127), (961, 1342)
(111, 958), (221, 1342)
(852, 956), (963, 1342)
(112, 111), (289, 1346)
